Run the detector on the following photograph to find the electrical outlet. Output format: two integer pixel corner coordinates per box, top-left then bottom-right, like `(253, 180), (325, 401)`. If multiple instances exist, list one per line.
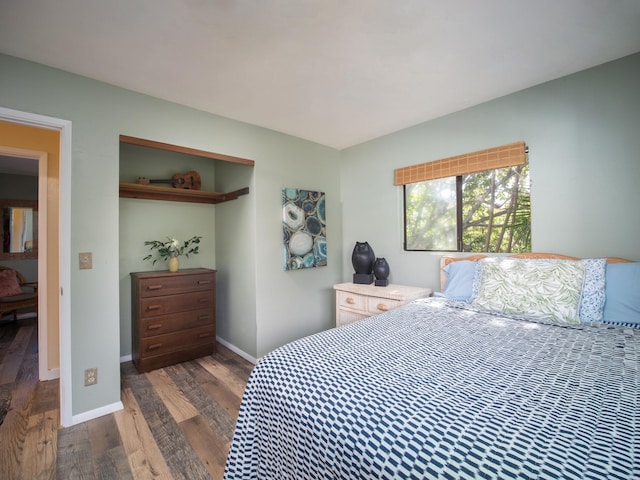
(84, 367), (98, 386)
(79, 252), (92, 269)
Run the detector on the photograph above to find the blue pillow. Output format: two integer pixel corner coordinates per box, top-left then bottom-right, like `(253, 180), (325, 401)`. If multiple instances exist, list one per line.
(603, 262), (640, 325)
(442, 260), (477, 301)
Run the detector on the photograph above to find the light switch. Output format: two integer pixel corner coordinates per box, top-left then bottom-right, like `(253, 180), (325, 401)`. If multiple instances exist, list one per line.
(79, 252), (92, 269)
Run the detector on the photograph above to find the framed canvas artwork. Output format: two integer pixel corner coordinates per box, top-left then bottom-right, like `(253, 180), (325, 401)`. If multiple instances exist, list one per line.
(282, 188), (327, 270)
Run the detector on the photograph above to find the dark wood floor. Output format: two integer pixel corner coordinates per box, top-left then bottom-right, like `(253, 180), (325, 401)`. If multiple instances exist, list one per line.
(0, 316), (254, 479)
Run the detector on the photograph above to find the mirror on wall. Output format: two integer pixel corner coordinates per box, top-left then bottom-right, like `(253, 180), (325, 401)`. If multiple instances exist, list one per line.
(0, 199), (37, 260)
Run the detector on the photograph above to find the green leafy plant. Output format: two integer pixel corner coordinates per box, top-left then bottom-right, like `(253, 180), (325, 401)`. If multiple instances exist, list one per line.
(143, 236), (202, 264)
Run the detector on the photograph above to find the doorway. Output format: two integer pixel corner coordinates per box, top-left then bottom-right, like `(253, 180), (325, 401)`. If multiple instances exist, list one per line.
(0, 107), (73, 427)
(0, 149), (49, 380)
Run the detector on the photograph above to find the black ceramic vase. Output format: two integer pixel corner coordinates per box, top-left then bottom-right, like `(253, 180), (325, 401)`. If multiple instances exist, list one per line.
(373, 257), (390, 287)
(352, 241), (375, 284)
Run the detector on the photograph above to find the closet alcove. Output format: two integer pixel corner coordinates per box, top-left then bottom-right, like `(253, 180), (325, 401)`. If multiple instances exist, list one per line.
(118, 135), (255, 363)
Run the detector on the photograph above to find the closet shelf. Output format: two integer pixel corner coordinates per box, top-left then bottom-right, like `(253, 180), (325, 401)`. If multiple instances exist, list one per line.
(119, 182), (249, 204)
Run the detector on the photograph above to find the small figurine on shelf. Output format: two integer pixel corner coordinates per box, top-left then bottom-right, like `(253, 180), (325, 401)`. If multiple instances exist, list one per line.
(351, 241), (375, 284)
(373, 257), (390, 287)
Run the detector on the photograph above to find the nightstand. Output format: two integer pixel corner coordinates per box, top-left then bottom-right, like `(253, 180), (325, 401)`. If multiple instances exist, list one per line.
(333, 282), (431, 327)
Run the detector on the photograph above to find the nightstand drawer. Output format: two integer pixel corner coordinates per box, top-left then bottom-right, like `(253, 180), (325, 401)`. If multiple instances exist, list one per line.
(333, 282), (431, 327)
(367, 297), (402, 315)
(337, 290), (366, 311)
(336, 308), (368, 327)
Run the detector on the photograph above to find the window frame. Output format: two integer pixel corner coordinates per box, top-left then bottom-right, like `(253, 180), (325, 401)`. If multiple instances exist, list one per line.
(403, 165), (530, 253)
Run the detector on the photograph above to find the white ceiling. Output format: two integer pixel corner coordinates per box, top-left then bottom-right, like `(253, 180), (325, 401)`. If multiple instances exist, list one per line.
(1, 1), (639, 149)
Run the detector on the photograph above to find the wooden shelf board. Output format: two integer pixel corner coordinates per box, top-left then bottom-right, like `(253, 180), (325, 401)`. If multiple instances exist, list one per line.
(120, 135), (255, 166)
(119, 183), (249, 204)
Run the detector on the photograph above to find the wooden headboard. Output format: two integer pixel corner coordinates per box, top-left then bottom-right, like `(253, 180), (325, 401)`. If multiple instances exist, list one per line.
(440, 253), (632, 292)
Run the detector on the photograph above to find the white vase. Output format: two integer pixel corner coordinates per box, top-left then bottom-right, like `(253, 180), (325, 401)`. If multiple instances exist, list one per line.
(168, 255), (179, 273)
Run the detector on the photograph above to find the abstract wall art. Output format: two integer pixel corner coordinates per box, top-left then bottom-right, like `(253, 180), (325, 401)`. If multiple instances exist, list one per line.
(282, 188), (327, 270)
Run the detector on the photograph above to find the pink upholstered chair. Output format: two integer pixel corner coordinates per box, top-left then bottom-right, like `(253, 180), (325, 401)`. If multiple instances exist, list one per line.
(0, 266), (38, 322)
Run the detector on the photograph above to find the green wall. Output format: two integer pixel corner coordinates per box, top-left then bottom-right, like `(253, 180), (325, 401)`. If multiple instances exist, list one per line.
(341, 53), (640, 291)
(1, 50), (638, 421)
(0, 53), (343, 417)
(214, 161), (257, 357)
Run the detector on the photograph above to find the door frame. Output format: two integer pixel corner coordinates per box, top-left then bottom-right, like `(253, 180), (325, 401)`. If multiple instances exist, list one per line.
(0, 107), (73, 427)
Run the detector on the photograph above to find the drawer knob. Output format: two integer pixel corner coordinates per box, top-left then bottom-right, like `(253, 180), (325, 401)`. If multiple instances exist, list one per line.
(377, 303), (389, 311)
(147, 323), (162, 330)
(197, 280), (210, 285)
(346, 297), (356, 304)
(197, 297), (209, 304)
(146, 284), (163, 291)
(147, 304), (161, 311)
(198, 315), (210, 321)
(148, 343), (162, 350)
(198, 333), (212, 339)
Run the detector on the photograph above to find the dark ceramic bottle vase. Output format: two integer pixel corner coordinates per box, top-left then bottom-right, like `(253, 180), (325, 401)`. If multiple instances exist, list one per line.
(373, 257), (390, 286)
(352, 241), (375, 284)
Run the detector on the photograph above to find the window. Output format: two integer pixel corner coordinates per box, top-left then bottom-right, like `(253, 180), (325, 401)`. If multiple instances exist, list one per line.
(404, 163), (531, 252)
(395, 142), (531, 253)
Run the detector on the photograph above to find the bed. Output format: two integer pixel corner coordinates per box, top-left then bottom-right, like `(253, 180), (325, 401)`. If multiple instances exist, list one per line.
(224, 254), (640, 480)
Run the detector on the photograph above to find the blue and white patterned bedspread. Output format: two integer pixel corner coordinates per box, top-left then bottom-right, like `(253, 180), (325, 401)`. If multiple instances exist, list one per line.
(224, 298), (639, 480)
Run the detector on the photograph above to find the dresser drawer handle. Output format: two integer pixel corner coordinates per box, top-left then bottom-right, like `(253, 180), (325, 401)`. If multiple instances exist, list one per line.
(198, 315), (210, 321)
(377, 303), (389, 312)
(146, 284), (163, 291)
(346, 297), (356, 304)
(147, 304), (162, 311)
(197, 280), (211, 285)
(147, 323), (162, 330)
(147, 343), (163, 350)
(197, 297), (209, 304)
(198, 333), (213, 339)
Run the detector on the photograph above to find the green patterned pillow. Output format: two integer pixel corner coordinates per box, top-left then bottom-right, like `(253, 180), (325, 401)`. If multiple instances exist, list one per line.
(472, 258), (586, 324)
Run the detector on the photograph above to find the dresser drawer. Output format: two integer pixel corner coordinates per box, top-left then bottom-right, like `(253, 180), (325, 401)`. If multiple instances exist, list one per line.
(367, 296), (402, 315)
(140, 324), (215, 358)
(139, 273), (214, 298)
(140, 291), (214, 317)
(336, 290), (366, 311)
(139, 308), (214, 337)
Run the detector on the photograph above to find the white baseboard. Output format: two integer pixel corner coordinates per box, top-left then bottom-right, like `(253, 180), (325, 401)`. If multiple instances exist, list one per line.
(119, 354), (132, 363)
(216, 336), (258, 364)
(71, 400), (124, 425)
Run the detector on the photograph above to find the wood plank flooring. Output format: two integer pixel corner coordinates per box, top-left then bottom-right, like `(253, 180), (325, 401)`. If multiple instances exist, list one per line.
(0, 316), (254, 479)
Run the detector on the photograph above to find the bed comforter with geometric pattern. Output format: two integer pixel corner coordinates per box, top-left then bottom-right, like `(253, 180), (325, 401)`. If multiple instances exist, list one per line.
(224, 298), (639, 480)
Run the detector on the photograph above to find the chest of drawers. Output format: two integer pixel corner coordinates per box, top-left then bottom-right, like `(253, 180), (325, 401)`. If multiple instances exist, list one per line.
(131, 268), (216, 373)
(333, 282), (431, 327)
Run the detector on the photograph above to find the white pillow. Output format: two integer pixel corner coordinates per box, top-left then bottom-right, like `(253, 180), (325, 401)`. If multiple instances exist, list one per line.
(471, 258), (586, 324)
(577, 258), (607, 322)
